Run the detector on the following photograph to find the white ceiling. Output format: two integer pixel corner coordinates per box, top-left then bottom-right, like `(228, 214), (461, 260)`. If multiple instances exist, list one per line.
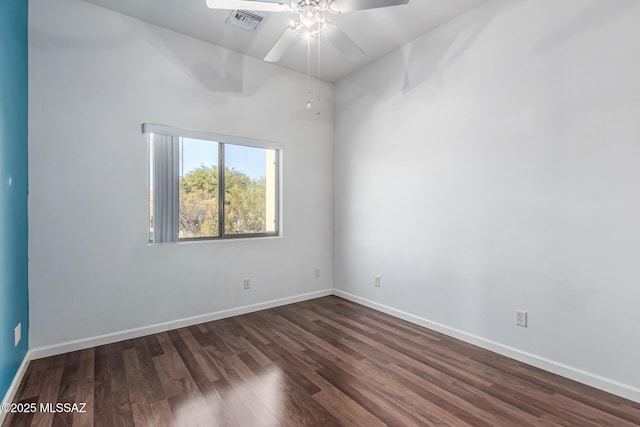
(80, 0), (485, 82)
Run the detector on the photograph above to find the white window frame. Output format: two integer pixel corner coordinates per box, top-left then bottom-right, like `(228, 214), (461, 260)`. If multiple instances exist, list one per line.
(144, 123), (281, 243)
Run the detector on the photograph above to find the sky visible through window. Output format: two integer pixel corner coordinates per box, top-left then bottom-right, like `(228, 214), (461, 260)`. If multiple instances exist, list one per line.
(181, 137), (266, 179)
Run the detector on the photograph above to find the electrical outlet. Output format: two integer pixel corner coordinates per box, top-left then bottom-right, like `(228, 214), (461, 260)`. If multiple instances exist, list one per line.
(374, 277), (381, 287)
(15, 323), (21, 347)
(515, 310), (528, 327)
(314, 268), (320, 278)
(243, 278), (251, 290)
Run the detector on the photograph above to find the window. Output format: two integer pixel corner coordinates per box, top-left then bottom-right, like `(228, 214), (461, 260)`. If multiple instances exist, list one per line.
(145, 124), (280, 243)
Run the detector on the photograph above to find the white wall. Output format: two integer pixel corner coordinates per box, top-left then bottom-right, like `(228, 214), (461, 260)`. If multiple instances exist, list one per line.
(334, 0), (640, 399)
(29, 0), (334, 349)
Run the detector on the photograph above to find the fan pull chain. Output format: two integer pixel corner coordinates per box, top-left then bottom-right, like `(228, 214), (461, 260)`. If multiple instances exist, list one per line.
(317, 24), (321, 115)
(307, 36), (311, 110)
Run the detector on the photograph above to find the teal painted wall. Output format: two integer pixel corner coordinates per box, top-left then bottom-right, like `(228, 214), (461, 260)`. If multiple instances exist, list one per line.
(0, 0), (29, 400)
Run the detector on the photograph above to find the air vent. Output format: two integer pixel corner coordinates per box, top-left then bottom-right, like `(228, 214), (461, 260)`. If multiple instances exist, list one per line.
(226, 10), (264, 32)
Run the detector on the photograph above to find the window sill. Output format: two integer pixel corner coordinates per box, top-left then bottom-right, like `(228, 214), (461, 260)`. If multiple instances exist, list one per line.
(148, 234), (282, 246)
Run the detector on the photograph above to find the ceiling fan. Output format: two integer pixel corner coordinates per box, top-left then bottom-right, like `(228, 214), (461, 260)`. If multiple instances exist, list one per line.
(205, 0), (410, 63)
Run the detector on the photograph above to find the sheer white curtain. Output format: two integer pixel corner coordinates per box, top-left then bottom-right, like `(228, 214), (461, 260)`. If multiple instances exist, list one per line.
(153, 134), (179, 243)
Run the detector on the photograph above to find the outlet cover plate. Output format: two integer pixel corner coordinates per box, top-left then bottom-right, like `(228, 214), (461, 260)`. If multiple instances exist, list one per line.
(14, 323), (21, 347)
(516, 310), (528, 327)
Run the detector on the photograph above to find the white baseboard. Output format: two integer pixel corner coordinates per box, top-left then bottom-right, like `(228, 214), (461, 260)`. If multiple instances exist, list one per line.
(333, 289), (640, 404)
(0, 350), (32, 426)
(30, 289), (332, 360)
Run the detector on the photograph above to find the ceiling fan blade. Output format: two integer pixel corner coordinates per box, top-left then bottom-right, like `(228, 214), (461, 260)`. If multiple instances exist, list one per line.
(264, 26), (299, 62)
(205, 0), (288, 12)
(328, 0), (409, 13)
(326, 24), (364, 62)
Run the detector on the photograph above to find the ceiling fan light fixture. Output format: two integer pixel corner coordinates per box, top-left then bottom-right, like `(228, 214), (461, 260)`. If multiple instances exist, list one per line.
(299, 5), (325, 27)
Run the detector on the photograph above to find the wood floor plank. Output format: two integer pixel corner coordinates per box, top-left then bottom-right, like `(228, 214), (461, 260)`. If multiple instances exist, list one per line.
(166, 329), (214, 397)
(106, 343), (135, 427)
(312, 388), (388, 427)
(147, 400), (174, 427)
(122, 348), (156, 427)
(276, 308), (366, 362)
(71, 348), (95, 427)
(299, 339), (465, 426)
(111, 389), (135, 427)
(144, 334), (165, 358)
(212, 375), (276, 427)
(132, 338), (165, 404)
(94, 345), (115, 427)
(166, 393), (215, 427)
(228, 316), (272, 346)
(152, 352), (192, 400)
(178, 328), (223, 383)
(18, 359), (49, 400)
(305, 348), (430, 427)
(30, 366), (64, 427)
(266, 343), (323, 396)
(225, 356), (320, 427)
(4, 296), (640, 427)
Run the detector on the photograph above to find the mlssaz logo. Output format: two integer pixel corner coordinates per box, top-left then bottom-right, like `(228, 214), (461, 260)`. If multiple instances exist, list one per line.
(40, 402), (87, 413)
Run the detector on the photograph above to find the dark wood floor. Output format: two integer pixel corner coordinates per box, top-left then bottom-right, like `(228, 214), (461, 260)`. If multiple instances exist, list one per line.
(4, 296), (640, 427)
